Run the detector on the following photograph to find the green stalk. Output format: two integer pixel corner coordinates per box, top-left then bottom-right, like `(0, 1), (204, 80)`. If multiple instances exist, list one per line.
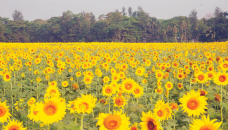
(81, 114), (84, 130)
(221, 85), (223, 123)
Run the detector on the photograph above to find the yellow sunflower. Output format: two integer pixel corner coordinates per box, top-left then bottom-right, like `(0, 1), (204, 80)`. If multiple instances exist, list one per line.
(112, 95), (127, 109)
(75, 96), (93, 114)
(3, 119), (27, 130)
(155, 70), (163, 80)
(0, 101), (11, 123)
(96, 110), (130, 130)
(129, 122), (139, 130)
(84, 76), (92, 84)
(189, 115), (222, 130)
(135, 67), (146, 76)
(102, 84), (116, 97)
(62, 81), (68, 87)
(155, 87), (163, 95)
(67, 100), (77, 114)
(45, 85), (61, 98)
(37, 97), (66, 125)
(27, 97), (36, 107)
(165, 81), (173, 90)
(140, 111), (162, 130)
(213, 72), (228, 86)
(132, 85), (144, 98)
(27, 102), (43, 122)
(3, 73), (11, 82)
(153, 107), (167, 121)
(194, 71), (208, 84)
(179, 89), (208, 117)
(49, 81), (57, 87)
(122, 78), (136, 94)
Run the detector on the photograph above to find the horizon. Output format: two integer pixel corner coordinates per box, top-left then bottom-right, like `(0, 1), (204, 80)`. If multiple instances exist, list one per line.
(0, 0), (228, 22)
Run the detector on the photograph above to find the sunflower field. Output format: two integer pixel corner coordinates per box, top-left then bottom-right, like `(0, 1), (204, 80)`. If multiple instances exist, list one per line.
(0, 42), (228, 130)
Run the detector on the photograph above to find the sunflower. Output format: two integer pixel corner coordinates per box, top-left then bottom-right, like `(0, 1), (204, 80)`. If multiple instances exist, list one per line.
(169, 103), (178, 111)
(129, 122), (139, 130)
(165, 81), (173, 90)
(132, 85), (144, 98)
(177, 73), (185, 80)
(45, 85), (61, 98)
(49, 81), (57, 87)
(177, 83), (183, 90)
(27, 97), (36, 107)
(179, 89), (208, 117)
(135, 66), (145, 77)
(27, 102), (42, 122)
(72, 83), (79, 90)
(198, 89), (208, 96)
(122, 78), (136, 94)
(102, 84), (115, 97)
(3, 73), (10, 82)
(81, 94), (97, 109)
(163, 103), (172, 120)
(84, 76), (92, 84)
(153, 107), (167, 121)
(3, 119), (27, 130)
(0, 101), (11, 123)
(194, 71), (208, 84)
(155, 87), (163, 95)
(75, 96), (93, 114)
(213, 72), (228, 86)
(62, 81), (68, 88)
(37, 97), (66, 125)
(67, 100), (77, 114)
(189, 115), (222, 130)
(155, 70), (163, 80)
(96, 110), (130, 130)
(103, 76), (110, 83)
(206, 71), (215, 80)
(140, 111), (162, 130)
(112, 95), (127, 109)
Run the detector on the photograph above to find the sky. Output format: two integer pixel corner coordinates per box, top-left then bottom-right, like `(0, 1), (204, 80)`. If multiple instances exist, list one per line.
(0, 0), (227, 21)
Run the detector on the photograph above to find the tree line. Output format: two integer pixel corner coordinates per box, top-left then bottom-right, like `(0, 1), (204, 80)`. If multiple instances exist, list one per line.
(0, 7), (227, 43)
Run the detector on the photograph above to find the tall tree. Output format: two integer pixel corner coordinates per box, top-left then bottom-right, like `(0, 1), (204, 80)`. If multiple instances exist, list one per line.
(122, 7), (127, 16)
(12, 10), (24, 21)
(128, 7), (132, 17)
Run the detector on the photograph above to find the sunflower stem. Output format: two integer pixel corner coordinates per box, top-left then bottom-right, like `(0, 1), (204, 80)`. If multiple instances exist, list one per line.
(48, 124), (50, 130)
(221, 85), (223, 124)
(11, 81), (13, 114)
(174, 113), (176, 130)
(81, 114), (84, 130)
(109, 97), (111, 113)
(37, 82), (39, 100)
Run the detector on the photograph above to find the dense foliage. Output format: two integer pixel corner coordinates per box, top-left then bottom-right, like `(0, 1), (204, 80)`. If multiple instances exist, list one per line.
(0, 7), (228, 43)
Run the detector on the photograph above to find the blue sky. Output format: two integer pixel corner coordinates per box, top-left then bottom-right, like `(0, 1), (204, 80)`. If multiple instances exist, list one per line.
(0, 0), (227, 21)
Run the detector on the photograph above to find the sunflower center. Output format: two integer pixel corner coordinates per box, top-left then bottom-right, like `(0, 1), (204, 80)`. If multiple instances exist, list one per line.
(115, 97), (123, 106)
(105, 88), (112, 94)
(43, 103), (57, 116)
(134, 89), (140, 94)
(137, 70), (141, 73)
(147, 119), (157, 130)
(130, 126), (137, 130)
(6, 75), (9, 79)
(85, 78), (90, 82)
(198, 75), (204, 81)
(125, 82), (133, 90)
(8, 125), (20, 130)
(187, 98), (199, 110)
(223, 64), (228, 68)
(0, 106), (6, 117)
(103, 115), (121, 129)
(199, 125), (213, 130)
(157, 110), (163, 117)
(167, 84), (171, 88)
(157, 74), (161, 77)
(219, 75), (226, 82)
(79, 102), (89, 111)
(49, 90), (56, 95)
(208, 74), (212, 78)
